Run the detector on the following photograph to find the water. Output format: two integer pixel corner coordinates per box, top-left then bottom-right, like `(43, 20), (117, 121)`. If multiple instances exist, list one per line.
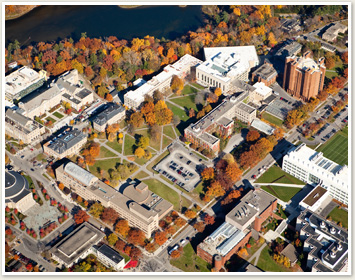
(5, 5), (204, 46)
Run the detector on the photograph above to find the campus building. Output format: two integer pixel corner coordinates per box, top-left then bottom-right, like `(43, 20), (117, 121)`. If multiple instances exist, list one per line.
(275, 40), (302, 61)
(296, 209), (348, 272)
(197, 189), (277, 268)
(93, 103), (126, 132)
(299, 186), (330, 213)
(322, 23), (348, 42)
(251, 82), (273, 104)
(55, 163), (173, 237)
(124, 54), (202, 109)
(43, 128), (87, 159)
(283, 51), (326, 101)
(5, 170), (36, 213)
(5, 108), (45, 144)
(196, 46), (259, 93)
(282, 144), (348, 205)
(96, 244), (125, 271)
(18, 69), (94, 119)
(5, 66), (47, 102)
(50, 222), (105, 268)
(184, 91), (256, 154)
(251, 61), (278, 87)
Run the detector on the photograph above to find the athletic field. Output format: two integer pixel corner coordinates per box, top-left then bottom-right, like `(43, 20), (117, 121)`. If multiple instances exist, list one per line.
(317, 127), (348, 165)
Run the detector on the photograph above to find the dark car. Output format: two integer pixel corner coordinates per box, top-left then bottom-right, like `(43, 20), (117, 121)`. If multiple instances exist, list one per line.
(30, 168), (35, 171)
(251, 175), (257, 179)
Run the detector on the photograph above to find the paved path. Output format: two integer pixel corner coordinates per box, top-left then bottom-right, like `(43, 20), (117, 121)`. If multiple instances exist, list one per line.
(248, 242), (267, 266)
(255, 183), (305, 188)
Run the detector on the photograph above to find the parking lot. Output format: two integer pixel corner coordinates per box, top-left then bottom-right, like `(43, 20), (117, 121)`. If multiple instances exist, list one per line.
(154, 143), (207, 192)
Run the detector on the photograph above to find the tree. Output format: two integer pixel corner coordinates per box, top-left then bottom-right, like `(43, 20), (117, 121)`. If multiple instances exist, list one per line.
(214, 87), (222, 96)
(155, 108), (173, 125)
(5, 153), (10, 165)
(225, 162), (242, 182)
(107, 233), (118, 246)
(115, 239), (127, 252)
(130, 247), (142, 260)
(108, 132), (116, 142)
(246, 130), (260, 142)
(194, 221), (206, 233)
(206, 180), (225, 198)
(170, 250), (180, 259)
(115, 219), (130, 237)
(101, 207), (119, 225)
(105, 93), (113, 102)
(174, 217), (187, 227)
(267, 32), (277, 47)
(189, 108), (196, 118)
(154, 231), (168, 246)
(137, 136), (149, 149)
(341, 51), (348, 64)
(184, 209), (197, 219)
(127, 228), (145, 246)
(129, 112), (144, 128)
(89, 202), (104, 218)
(201, 167), (215, 181)
(221, 189), (242, 206)
(150, 124), (161, 142)
(134, 147), (145, 159)
(204, 214), (215, 225)
(74, 210), (90, 224)
(141, 102), (155, 116)
(170, 75), (184, 95)
(97, 84), (109, 98)
(325, 57), (335, 69)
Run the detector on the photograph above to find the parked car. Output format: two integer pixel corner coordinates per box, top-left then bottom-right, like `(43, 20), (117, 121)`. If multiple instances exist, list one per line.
(251, 175), (257, 179)
(168, 245), (179, 255)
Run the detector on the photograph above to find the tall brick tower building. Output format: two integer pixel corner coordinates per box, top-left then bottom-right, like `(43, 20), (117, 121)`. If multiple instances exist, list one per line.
(283, 51), (326, 101)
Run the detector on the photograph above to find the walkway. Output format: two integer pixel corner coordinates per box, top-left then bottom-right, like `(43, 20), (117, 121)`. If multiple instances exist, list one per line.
(255, 183), (305, 188)
(248, 242), (267, 266)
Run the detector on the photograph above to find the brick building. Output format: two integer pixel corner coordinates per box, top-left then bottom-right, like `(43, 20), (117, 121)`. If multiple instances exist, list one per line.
(283, 51), (326, 101)
(197, 189), (277, 268)
(251, 61), (278, 87)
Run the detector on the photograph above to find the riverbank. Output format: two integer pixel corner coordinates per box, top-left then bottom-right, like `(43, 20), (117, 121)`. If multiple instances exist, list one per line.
(5, 5), (39, 21)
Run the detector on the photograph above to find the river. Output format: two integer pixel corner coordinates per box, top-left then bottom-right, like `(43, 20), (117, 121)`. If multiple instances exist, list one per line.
(5, 5), (204, 46)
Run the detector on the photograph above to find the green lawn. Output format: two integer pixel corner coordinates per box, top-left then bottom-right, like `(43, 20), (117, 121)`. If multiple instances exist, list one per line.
(181, 85), (198, 96)
(134, 156), (149, 166)
(170, 243), (211, 272)
(88, 158), (120, 178)
(98, 146), (117, 158)
(163, 125), (176, 139)
(162, 135), (173, 150)
(147, 150), (169, 173)
(174, 127), (182, 137)
(190, 82), (205, 90)
(262, 112), (284, 127)
(53, 111), (64, 119)
(192, 151), (208, 161)
(316, 127), (348, 165)
(171, 95), (198, 111)
(255, 165), (305, 185)
(167, 102), (189, 121)
(135, 130), (161, 152)
(325, 70), (338, 79)
(23, 175), (34, 188)
(327, 207), (348, 229)
(124, 135), (136, 155)
(135, 171), (149, 180)
(46, 117), (56, 124)
(143, 179), (191, 211)
(106, 141), (123, 154)
(36, 153), (47, 162)
(261, 185), (302, 202)
(256, 246), (292, 272)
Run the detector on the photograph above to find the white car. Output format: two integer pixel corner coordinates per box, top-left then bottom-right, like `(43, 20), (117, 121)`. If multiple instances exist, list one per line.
(274, 91), (279, 96)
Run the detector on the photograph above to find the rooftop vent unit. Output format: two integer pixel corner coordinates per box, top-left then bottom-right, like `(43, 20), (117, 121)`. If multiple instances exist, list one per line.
(320, 221), (326, 229)
(337, 244), (343, 251)
(330, 227), (336, 234)
(330, 251), (337, 258)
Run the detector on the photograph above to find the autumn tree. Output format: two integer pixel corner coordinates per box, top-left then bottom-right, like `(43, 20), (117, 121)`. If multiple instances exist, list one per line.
(137, 136), (150, 149)
(127, 228), (145, 246)
(189, 108), (196, 118)
(204, 214), (215, 225)
(175, 217), (187, 227)
(206, 180), (226, 198)
(341, 51), (348, 64)
(89, 202), (104, 218)
(154, 231), (168, 246)
(107, 233), (118, 246)
(74, 210), (90, 224)
(129, 112), (144, 128)
(325, 57), (335, 69)
(108, 132), (116, 142)
(238, 150), (259, 170)
(246, 130), (260, 142)
(221, 189), (242, 206)
(225, 162), (242, 182)
(115, 239), (127, 252)
(193, 221), (206, 233)
(201, 167), (215, 181)
(130, 247), (142, 260)
(214, 87), (222, 96)
(105, 93), (113, 102)
(135, 147), (145, 159)
(58, 182), (65, 190)
(170, 75), (184, 95)
(170, 250), (181, 259)
(184, 209), (197, 219)
(101, 207), (119, 225)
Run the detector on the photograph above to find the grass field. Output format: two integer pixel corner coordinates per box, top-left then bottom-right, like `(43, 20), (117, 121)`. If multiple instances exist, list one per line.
(167, 102), (189, 121)
(143, 179), (191, 211)
(181, 85), (198, 96)
(171, 95), (198, 112)
(124, 135), (136, 155)
(135, 171), (149, 180)
(46, 117), (56, 123)
(134, 129), (161, 151)
(327, 207), (348, 229)
(88, 158), (120, 178)
(261, 185), (302, 202)
(190, 82), (205, 90)
(262, 112), (284, 127)
(98, 146), (117, 158)
(170, 243), (211, 272)
(316, 127), (348, 165)
(256, 246), (292, 272)
(162, 135), (173, 149)
(163, 125), (176, 139)
(255, 165), (305, 185)
(53, 111), (64, 119)
(147, 150), (169, 173)
(106, 141), (122, 154)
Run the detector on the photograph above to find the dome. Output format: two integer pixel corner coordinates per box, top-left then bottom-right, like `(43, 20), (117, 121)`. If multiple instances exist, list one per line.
(5, 171), (30, 203)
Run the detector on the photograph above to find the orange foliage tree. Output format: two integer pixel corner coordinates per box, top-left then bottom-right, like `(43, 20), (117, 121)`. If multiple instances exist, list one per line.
(201, 167), (215, 181)
(74, 210), (90, 224)
(154, 231), (168, 246)
(115, 219), (130, 237)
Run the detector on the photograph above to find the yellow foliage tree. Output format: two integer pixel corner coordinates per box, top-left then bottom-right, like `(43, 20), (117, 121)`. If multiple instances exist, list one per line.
(134, 147), (145, 159)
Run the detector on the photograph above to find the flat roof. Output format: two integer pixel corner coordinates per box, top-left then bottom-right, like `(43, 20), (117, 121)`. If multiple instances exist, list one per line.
(252, 63), (277, 81)
(302, 186), (328, 207)
(47, 129), (86, 155)
(251, 119), (275, 136)
(236, 102), (255, 114)
(98, 244), (124, 264)
(253, 82), (272, 97)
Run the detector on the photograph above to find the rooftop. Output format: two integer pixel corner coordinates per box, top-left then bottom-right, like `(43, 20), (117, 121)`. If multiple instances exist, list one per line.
(276, 40), (302, 57)
(253, 82), (272, 97)
(97, 244), (124, 265)
(301, 186), (328, 207)
(46, 128), (86, 155)
(93, 103), (125, 126)
(5, 170), (31, 204)
(236, 102), (256, 114)
(64, 161), (97, 186)
(5, 108), (42, 134)
(251, 119), (275, 136)
(252, 63), (278, 81)
(281, 243), (298, 263)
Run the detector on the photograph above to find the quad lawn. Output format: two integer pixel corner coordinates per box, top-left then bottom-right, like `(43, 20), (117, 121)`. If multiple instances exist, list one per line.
(261, 185), (302, 202)
(256, 246), (292, 272)
(106, 141), (123, 154)
(170, 95), (198, 112)
(123, 135), (136, 155)
(327, 207), (348, 229)
(174, 127), (182, 137)
(98, 146), (117, 158)
(170, 243), (211, 272)
(162, 135), (173, 149)
(316, 127), (348, 165)
(180, 85), (198, 96)
(134, 130), (161, 152)
(88, 158), (121, 178)
(262, 112), (284, 127)
(135, 171), (149, 180)
(167, 102), (189, 121)
(163, 125), (176, 139)
(255, 165), (305, 185)
(53, 111), (64, 119)
(143, 179), (191, 211)
(190, 82), (205, 90)
(147, 150), (169, 173)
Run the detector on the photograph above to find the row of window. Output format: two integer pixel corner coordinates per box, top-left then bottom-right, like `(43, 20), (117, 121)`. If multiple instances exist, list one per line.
(198, 72), (226, 91)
